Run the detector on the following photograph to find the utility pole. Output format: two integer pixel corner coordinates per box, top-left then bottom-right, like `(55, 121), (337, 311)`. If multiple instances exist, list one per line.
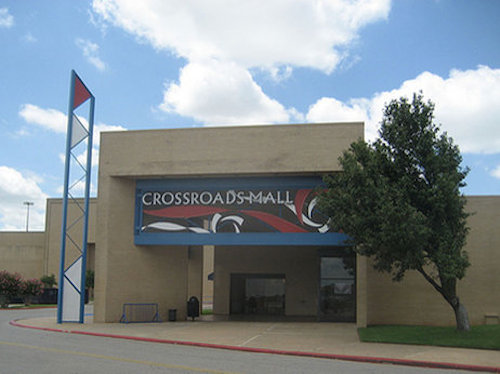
(23, 201), (34, 232)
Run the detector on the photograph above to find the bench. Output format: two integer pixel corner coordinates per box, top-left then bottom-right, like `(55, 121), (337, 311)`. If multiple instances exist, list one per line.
(485, 313), (499, 325)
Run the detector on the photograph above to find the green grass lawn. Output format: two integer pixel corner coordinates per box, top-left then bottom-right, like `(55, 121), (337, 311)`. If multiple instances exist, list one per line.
(358, 325), (500, 350)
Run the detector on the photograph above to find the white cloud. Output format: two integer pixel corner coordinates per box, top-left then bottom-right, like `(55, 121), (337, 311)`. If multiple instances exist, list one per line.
(19, 104), (126, 146)
(267, 66), (293, 82)
(491, 165), (500, 180)
(93, 123), (127, 146)
(160, 60), (292, 125)
(92, 0), (390, 74)
(92, 0), (390, 126)
(90, 2), (499, 156)
(307, 97), (368, 124)
(76, 38), (106, 71)
(0, 166), (48, 231)
(23, 32), (37, 43)
(19, 104), (67, 133)
(306, 66), (500, 154)
(0, 8), (14, 28)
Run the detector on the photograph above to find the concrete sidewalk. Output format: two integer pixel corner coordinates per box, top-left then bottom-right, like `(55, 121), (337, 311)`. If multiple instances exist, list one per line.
(11, 314), (500, 372)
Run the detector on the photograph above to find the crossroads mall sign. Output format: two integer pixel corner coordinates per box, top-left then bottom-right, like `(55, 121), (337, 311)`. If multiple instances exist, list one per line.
(134, 177), (349, 246)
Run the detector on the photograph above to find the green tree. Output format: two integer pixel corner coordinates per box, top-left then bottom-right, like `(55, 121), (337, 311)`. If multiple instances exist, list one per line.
(318, 94), (471, 331)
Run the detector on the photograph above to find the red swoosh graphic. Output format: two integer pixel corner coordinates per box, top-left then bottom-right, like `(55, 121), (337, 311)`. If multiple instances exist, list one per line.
(243, 210), (308, 233)
(145, 206), (308, 233)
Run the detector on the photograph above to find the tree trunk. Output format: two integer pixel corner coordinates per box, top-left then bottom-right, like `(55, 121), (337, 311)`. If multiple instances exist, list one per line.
(453, 298), (471, 332)
(417, 269), (471, 331)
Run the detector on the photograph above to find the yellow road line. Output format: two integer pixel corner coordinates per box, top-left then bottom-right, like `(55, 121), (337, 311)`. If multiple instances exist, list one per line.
(0, 340), (240, 374)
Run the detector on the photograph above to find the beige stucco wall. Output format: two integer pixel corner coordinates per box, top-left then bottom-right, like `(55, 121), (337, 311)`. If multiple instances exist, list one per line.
(0, 232), (45, 279)
(365, 195), (500, 326)
(98, 123), (363, 178)
(458, 196), (500, 325)
(0, 198), (96, 286)
(94, 175), (191, 322)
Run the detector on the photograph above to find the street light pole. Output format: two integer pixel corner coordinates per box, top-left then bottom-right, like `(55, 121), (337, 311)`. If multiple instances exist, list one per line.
(23, 201), (34, 232)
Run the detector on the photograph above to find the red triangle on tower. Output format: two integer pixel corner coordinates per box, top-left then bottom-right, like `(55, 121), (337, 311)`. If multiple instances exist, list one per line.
(73, 74), (92, 109)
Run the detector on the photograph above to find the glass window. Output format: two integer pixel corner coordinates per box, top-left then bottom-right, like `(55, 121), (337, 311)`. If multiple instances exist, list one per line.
(319, 252), (356, 322)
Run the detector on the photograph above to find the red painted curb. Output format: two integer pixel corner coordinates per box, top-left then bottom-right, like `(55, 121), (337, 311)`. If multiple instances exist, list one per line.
(10, 320), (500, 373)
(9, 319), (70, 333)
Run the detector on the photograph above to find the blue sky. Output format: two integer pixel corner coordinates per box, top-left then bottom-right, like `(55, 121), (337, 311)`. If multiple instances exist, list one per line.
(1, 0), (499, 231)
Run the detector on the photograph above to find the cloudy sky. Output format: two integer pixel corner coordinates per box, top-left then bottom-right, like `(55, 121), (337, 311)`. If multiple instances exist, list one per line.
(1, 0), (499, 231)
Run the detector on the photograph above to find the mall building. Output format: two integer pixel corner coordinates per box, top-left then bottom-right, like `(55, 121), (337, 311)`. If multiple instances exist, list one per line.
(1, 123), (499, 326)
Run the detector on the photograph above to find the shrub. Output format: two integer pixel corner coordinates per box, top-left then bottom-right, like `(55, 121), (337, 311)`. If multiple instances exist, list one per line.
(21, 279), (43, 297)
(0, 270), (23, 307)
(20, 278), (43, 306)
(40, 274), (57, 288)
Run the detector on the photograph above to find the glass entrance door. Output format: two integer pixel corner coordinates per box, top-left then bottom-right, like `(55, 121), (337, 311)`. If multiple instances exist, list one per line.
(319, 251), (356, 322)
(230, 274), (285, 316)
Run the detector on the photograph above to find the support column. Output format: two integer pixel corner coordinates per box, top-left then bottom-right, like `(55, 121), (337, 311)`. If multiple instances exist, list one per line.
(202, 245), (214, 311)
(187, 246), (203, 305)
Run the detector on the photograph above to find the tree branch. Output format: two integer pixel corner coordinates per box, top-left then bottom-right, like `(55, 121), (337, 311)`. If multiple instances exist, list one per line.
(416, 266), (448, 302)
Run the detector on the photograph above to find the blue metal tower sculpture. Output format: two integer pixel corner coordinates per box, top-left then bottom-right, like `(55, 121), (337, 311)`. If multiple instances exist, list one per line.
(57, 70), (95, 323)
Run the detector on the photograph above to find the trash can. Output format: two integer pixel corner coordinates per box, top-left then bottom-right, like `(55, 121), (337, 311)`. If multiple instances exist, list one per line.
(168, 309), (177, 322)
(187, 296), (200, 321)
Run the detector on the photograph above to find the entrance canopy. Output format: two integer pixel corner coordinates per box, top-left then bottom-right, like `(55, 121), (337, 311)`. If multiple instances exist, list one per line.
(134, 176), (349, 246)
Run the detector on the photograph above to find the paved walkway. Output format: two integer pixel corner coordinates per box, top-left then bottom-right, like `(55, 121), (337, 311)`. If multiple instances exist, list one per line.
(11, 313), (500, 372)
